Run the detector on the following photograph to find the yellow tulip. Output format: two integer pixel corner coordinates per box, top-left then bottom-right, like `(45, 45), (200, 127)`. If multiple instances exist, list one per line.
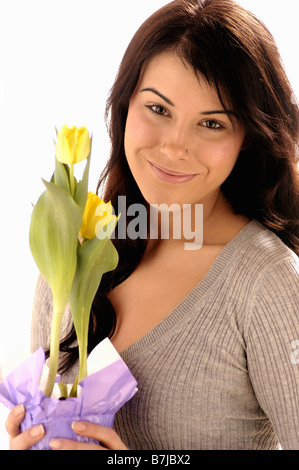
(55, 124), (91, 165)
(79, 192), (117, 240)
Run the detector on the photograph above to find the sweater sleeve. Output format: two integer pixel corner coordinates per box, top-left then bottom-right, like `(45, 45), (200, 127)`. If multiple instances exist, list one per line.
(245, 257), (299, 450)
(30, 274), (53, 353)
(30, 274), (73, 354)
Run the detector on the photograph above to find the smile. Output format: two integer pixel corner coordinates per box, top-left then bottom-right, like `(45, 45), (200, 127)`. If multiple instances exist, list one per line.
(148, 161), (198, 184)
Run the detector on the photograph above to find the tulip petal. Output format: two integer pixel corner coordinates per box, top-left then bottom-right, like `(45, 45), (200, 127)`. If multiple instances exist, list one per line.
(74, 127), (91, 164)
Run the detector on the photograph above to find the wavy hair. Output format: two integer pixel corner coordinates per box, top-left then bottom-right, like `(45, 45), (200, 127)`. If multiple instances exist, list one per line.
(58, 0), (299, 373)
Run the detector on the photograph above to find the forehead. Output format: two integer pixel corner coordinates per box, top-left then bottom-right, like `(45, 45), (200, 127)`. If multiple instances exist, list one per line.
(138, 50), (224, 109)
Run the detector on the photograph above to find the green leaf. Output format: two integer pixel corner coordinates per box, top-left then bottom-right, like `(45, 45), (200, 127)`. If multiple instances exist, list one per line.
(29, 179), (82, 312)
(74, 152), (91, 212)
(69, 217), (119, 381)
(69, 376), (79, 398)
(58, 381), (68, 399)
(53, 158), (70, 193)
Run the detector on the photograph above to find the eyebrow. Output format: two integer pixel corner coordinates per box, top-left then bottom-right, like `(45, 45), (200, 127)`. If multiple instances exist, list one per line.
(140, 87), (236, 118)
(140, 88), (175, 106)
(200, 110), (236, 117)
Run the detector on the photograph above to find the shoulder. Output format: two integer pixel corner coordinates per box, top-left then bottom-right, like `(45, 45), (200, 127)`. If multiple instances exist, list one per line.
(235, 221), (298, 332)
(232, 220), (298, 275)
(219, 220), (298, 320)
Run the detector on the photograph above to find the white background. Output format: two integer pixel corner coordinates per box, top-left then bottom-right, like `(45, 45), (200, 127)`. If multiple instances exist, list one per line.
(0, 0), (298, 449)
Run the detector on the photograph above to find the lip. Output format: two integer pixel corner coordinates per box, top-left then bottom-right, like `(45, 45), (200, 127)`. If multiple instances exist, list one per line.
(148, 161), (197, 184)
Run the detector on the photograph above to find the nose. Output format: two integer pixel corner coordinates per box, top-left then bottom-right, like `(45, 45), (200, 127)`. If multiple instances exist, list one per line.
(160, 125), (190, 161)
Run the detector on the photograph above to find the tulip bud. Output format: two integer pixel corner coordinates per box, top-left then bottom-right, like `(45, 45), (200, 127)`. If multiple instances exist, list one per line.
(55, 125), (91, 165)
(79, 192), (117, 240)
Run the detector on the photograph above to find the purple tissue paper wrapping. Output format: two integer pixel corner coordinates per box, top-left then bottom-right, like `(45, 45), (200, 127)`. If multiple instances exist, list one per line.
(0, 340), (137, 450)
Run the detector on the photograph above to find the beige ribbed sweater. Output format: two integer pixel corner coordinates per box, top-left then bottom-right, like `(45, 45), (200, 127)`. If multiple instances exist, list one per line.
(31, 220), (299, 450)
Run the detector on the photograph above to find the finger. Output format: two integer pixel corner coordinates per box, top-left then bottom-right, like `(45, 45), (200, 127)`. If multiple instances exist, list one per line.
(10, 424), (45, 451)
(72, 421), (128, 450)
(5, 405), (26, 438)
(49, 438), (103, 451)
(6, 405), (45, 450)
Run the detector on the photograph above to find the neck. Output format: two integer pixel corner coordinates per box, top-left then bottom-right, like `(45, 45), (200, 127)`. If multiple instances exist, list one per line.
(146, 191), (250, 253)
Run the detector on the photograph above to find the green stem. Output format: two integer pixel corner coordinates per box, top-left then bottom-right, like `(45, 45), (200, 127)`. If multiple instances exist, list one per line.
(69, 164), (75, 198)
(44, 305), (64, 397)
(78, 340), (88, 384)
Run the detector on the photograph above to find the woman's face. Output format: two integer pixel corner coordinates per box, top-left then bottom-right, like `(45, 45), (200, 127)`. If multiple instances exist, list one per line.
(124, 51), (246, 207)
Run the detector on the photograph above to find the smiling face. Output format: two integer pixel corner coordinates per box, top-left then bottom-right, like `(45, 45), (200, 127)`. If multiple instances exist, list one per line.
(124, 51), (246, 208)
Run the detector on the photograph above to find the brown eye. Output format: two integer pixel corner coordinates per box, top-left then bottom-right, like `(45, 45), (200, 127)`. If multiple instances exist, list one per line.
(199, 119), (227, 132)
(146, 104), (169, 116)
(201, 120), (223, 130)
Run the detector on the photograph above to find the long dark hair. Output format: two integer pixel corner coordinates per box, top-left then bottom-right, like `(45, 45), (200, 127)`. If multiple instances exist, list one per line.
(58, 0), (299, 373)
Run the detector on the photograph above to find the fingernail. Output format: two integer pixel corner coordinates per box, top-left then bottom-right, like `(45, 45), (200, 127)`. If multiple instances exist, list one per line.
(72, 421), (87, 432)
(50, 439), (63, 450)
(13, 404), (25, 416)
(30, 425), (45, 438)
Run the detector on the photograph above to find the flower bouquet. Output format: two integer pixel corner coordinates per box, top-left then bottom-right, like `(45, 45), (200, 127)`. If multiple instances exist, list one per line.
(0, 125), (137, 449)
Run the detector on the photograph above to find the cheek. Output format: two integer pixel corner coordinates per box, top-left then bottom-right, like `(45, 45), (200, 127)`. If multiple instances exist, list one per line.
(197, 136), (242, 174)
(124, 106), (159, 158)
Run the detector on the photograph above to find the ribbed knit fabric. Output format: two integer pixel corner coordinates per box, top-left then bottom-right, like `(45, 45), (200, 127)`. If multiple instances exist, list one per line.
(31, 220), (299, 450)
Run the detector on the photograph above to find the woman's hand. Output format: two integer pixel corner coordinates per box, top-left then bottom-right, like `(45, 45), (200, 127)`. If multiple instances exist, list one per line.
(49, 421), (128, 450)
(5, 404), (127, 450)
(6, 404), (45, 450)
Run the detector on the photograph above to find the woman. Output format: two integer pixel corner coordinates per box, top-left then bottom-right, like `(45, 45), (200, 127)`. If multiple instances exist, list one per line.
(7, 0), (299, 450)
